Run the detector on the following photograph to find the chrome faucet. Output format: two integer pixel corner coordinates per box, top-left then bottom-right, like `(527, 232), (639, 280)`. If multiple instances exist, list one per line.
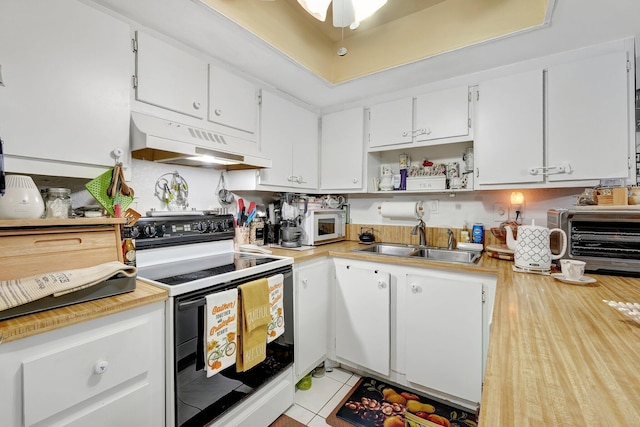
(447, 228), (454, 250)
(411, 219), (427, 246)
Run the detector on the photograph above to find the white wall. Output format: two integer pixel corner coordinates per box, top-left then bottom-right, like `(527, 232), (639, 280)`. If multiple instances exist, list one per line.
(346, 187), (580, 229)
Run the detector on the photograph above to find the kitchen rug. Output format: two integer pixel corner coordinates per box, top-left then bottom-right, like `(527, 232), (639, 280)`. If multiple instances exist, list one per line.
(326, 377), (477, 427)
(269, 414), (306, 427)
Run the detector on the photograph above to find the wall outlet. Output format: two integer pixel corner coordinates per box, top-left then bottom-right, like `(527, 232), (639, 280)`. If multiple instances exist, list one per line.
(427, 200), (439, 214)
(492, 203), (508, 222)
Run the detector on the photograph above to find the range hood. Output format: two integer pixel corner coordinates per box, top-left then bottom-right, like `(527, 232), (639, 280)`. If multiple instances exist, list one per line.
(130, 112), (271, 169)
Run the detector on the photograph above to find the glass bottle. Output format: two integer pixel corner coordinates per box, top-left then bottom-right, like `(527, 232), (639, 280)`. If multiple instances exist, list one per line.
(44, 188), (72, 218)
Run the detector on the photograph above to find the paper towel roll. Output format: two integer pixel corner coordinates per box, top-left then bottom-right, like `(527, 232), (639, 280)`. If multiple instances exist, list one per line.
(379, 202), (423, 219)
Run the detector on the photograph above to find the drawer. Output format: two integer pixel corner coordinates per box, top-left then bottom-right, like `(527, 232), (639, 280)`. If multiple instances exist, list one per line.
(22, 319), (152, 426)
(0, 230), (121, 280)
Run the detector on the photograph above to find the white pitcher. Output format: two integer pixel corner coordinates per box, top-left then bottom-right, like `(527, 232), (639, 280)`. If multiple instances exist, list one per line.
(505, 219), (567, 271)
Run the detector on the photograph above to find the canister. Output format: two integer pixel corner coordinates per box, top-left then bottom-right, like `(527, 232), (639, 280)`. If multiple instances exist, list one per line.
(44, 187), (72, 218)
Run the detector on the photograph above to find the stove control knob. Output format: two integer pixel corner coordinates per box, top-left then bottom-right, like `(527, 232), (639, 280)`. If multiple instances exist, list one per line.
(143, 224), (157, 238)
(209, 221), (220, 232)
(127, 226), (141, 239)
(196, 221), (209, 233)
(156, 224), (166, 237)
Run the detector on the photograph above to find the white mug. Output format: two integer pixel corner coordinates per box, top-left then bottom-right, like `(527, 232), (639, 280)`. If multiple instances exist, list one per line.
(561, 260), (586, 280)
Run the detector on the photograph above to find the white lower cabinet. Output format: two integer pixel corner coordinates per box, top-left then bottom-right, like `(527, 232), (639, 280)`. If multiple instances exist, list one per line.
(0, 302), (165, 427)
(294, 258), (331, 382)
(332, 258), (496, 407)
(334, 260), (390, 377)
(404, 272), (483, 403)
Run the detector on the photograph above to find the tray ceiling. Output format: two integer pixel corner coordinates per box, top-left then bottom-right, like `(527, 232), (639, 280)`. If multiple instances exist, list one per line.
(199, 0), (551, 84)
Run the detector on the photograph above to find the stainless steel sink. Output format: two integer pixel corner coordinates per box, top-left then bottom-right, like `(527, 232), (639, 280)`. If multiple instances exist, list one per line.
(354, 243), (419, 257)
(410, 247), (481, 264)
(352, 243), (481, 264)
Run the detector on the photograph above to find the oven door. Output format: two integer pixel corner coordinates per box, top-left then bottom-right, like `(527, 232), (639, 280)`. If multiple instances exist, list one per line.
(173, 266), (293, 427)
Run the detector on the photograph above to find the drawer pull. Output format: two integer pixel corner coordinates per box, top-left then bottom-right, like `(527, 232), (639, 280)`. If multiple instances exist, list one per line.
(94, 360), (109, 375)
(34, 238), (82, 247)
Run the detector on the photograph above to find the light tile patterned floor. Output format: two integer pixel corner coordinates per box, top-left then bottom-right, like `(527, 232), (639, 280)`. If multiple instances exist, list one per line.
(285, 367), (361, 426)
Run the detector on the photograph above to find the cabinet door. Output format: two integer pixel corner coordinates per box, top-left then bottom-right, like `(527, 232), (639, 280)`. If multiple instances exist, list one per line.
(335, 263), (390, 376)
(260, 91), (318, 189)
(415, 86), (470, 142)
(294, 259), (330, 381)
(135, 30), (207, 119)
(547, 50), (630, 182)
(208, 65), (258, 136)
(291, 104), (319, 190)
(259, 91), (294, 187)
(405, 273), (483, 403)
(320, 108), (364, 191)
(476, 70), (544, 185)
(0, 0), (130, 178)
(368, 98), (413, 148)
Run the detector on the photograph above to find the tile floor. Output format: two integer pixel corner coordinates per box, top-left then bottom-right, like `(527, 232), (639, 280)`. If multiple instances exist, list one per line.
(285, 367), (361, 426)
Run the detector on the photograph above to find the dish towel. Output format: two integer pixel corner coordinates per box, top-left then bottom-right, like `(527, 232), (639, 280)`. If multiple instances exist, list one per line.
(267, 274), (285, 343)
(205, 288), (238, 378)
(0, 261), (137, 312)
(236, 278), (270, 372)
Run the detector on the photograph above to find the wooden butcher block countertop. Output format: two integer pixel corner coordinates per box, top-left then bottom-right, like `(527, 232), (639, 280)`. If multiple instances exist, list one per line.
(270, 241), (640, 426)
(0, 281), (167, 344)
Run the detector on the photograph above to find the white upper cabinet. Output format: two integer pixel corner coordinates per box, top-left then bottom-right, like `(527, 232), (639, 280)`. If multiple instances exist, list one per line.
(367, 86), (471, 152)
(415, 86), (471, 143)
(475, 40), (634, 188)
(368, 98), (413, 148)
(546, 50), (631, 182)
(134, 30), (207, 119)
(0, 0), (131, 178)
(320, 107), (365, 192)
(259, 91), (318, 190)
(475, 69), (545, 186)
(208, 65), (258, 137)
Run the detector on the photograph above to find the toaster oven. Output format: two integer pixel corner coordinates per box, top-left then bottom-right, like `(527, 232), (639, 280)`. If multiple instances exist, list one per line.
(548, 208), (640, 276)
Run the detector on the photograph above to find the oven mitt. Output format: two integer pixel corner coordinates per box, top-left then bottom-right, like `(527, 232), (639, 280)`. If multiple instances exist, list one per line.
(0, 261), (137, 311)
(236, 278), (270, 372)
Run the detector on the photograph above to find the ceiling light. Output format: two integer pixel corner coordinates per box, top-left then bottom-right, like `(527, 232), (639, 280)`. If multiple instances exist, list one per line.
(298, 0), (387, 27)
(296, 0), (332, 22)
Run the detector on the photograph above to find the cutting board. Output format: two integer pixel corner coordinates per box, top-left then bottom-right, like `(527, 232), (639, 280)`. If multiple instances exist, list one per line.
(486, 244), (515, 261)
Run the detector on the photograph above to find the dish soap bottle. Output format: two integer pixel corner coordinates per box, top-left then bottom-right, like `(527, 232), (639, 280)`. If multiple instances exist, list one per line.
(460, 222), (470, 243)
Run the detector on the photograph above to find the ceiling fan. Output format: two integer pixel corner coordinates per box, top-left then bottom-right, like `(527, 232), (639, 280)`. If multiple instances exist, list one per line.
(296, 0), (388, 28)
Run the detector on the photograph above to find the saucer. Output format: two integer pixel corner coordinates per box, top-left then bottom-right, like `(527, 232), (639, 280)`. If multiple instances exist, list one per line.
(551, 273), (597, 285)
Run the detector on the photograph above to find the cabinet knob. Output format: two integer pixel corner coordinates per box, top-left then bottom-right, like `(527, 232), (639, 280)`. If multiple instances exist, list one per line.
(352, 178), (358, 184)
(193, 101), (201, 109)
(302, 278), (308, 287)
(94, 360), (109, 375)
(410, 283), (422, 293)
(378, 280), (387, 289)
(214, 108), (222, 116)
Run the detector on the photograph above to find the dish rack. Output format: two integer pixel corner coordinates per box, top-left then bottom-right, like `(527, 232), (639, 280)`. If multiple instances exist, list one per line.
(603, 300), (640, 324)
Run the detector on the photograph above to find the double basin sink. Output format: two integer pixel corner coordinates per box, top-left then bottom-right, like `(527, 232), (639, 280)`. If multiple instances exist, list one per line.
(352, 243), (481, 265)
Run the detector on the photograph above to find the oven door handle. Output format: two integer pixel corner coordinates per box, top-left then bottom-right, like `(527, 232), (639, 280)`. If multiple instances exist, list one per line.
(177, 298), (206, 311)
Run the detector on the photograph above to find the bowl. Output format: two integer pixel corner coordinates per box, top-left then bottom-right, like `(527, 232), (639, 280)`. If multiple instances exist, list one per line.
(629, 195), (640, 205)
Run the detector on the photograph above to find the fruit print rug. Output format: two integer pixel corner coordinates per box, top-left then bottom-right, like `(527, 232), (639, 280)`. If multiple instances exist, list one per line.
(326, 377), (477, 427)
